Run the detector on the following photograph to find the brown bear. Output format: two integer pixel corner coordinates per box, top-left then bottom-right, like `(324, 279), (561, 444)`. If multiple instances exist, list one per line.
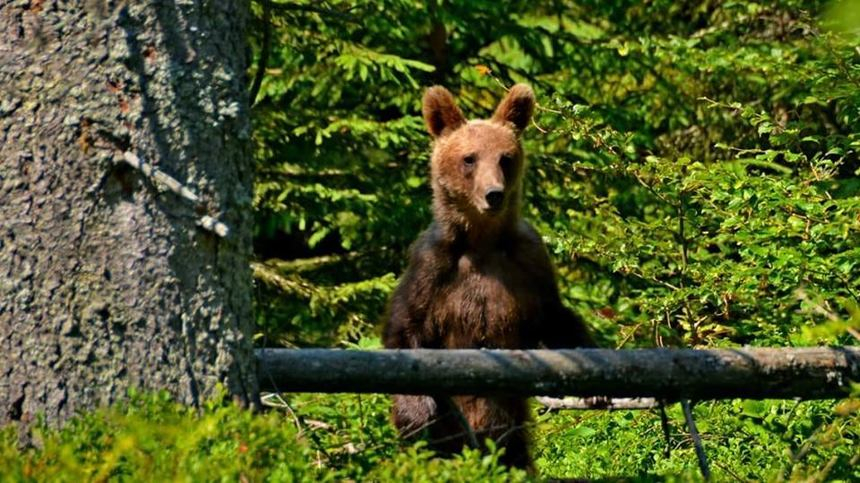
(383, 84), (595, 470)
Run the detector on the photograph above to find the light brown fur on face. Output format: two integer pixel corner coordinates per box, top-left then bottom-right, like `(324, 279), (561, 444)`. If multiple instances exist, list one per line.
(424, 85), (534, 244)
(384, 84), (595, 471)
(431, 121), (523, 233)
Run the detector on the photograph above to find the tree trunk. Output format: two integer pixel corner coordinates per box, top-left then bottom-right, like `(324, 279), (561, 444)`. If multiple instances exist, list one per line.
(257, 348), (860, 400)
(0, 0), (257, 425)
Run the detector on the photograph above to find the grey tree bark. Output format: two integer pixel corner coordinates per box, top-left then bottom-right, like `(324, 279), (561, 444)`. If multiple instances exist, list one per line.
(0, 0), (258, 425)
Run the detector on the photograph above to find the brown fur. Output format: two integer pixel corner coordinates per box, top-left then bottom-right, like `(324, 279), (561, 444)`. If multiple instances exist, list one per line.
(383, 84), (595, 470)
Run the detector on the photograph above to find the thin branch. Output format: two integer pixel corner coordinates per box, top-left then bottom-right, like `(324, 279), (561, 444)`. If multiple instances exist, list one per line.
(257, 371), (331, 460)
(268, 1), (360, 22)
(428, 421), (523, 446)
(260, 392), (302, 430)
(631, 170), (676, 207)
(121, 151), (229, 238)
(678, 193), (689, 275)
(615, 322), (643, 349)
(251, 261), (317, 298)
(441, 397), (479, 449)
(711, 459), (750, 483)
(249, 0), (272, 107)
(659, 401), (672, 458)
(196, 215), (229, 238)
(400, 415), (443, 440)
(261, 250), (389, 273)
(682, 400), (711, 481)
(536, 396), (659, 410)
(677, 189), (699, 343)
(622, 267), (680, 291)
(122, 151), (198, 203)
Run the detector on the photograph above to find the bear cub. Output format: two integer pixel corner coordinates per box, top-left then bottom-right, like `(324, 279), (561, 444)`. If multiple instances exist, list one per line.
(383, 84), (595, 469)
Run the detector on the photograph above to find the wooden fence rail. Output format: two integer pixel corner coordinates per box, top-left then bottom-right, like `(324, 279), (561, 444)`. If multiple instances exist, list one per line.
(256, 347), (859, 400)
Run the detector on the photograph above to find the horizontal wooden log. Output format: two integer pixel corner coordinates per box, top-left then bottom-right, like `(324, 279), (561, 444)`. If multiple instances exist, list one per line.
(256, 347), (860, 400)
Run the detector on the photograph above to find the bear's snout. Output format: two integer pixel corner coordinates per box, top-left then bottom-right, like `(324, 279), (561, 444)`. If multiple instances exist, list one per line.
(485, 188), (505, 211)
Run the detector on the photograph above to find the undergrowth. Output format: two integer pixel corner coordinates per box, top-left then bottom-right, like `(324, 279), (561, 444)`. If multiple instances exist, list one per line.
(1, 388), (857, 481)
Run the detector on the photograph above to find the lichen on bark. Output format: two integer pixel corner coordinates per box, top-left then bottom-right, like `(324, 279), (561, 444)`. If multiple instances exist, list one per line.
(0, 0), (258, 425)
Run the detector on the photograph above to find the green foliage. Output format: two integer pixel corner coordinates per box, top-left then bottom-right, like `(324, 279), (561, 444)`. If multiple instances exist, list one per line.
(0, 391), (315, 481)
(533, 399), (859, 481)
(0, 392), (523, 482)
(3, 392), (854, 481)
(251, 0), (859, 350)
(244, 0), (860, 479)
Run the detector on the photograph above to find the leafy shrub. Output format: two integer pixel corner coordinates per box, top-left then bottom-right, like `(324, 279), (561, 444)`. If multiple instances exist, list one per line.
(0, 391), (526, 482)
(2, 392), (855, 481)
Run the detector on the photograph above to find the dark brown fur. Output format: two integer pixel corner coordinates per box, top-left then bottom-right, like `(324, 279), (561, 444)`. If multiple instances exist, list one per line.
(383, 84), (595, 470)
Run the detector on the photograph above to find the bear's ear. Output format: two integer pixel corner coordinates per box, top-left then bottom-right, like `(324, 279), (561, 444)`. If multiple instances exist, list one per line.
(422, 86), (466, 138)
(492, 84), (535, 134)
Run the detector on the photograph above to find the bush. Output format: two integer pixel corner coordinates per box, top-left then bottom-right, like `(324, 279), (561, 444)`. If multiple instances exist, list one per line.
(0, 391), (527, 482)
(2, 392), (855, 481)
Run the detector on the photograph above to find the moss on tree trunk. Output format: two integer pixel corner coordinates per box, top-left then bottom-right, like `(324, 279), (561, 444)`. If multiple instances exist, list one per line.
(0, 0), (258, 425)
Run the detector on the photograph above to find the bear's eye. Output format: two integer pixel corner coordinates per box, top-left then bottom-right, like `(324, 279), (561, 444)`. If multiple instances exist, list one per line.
(500, 154), (513, 172)
(463, 155), (476, 167)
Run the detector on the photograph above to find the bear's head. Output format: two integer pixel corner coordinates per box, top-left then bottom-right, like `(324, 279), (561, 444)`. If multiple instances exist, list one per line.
(422, 84), (535, 232)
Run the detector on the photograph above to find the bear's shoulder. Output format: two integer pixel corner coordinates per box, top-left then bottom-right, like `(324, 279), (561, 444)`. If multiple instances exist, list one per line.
(513, 219), (543, 245)
(410, 222), (446, 259)
(404, 222), (458, 276)
(503, 220), (549, 258)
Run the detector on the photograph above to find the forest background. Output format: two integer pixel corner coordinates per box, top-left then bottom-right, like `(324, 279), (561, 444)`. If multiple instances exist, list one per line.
(3, 0), (859, 481)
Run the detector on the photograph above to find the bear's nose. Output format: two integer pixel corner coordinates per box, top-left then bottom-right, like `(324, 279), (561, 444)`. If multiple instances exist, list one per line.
(485, 189), (505, 211)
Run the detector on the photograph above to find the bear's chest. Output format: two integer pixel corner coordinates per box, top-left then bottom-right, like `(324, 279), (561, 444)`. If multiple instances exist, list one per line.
(430, 251), (542, 348)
